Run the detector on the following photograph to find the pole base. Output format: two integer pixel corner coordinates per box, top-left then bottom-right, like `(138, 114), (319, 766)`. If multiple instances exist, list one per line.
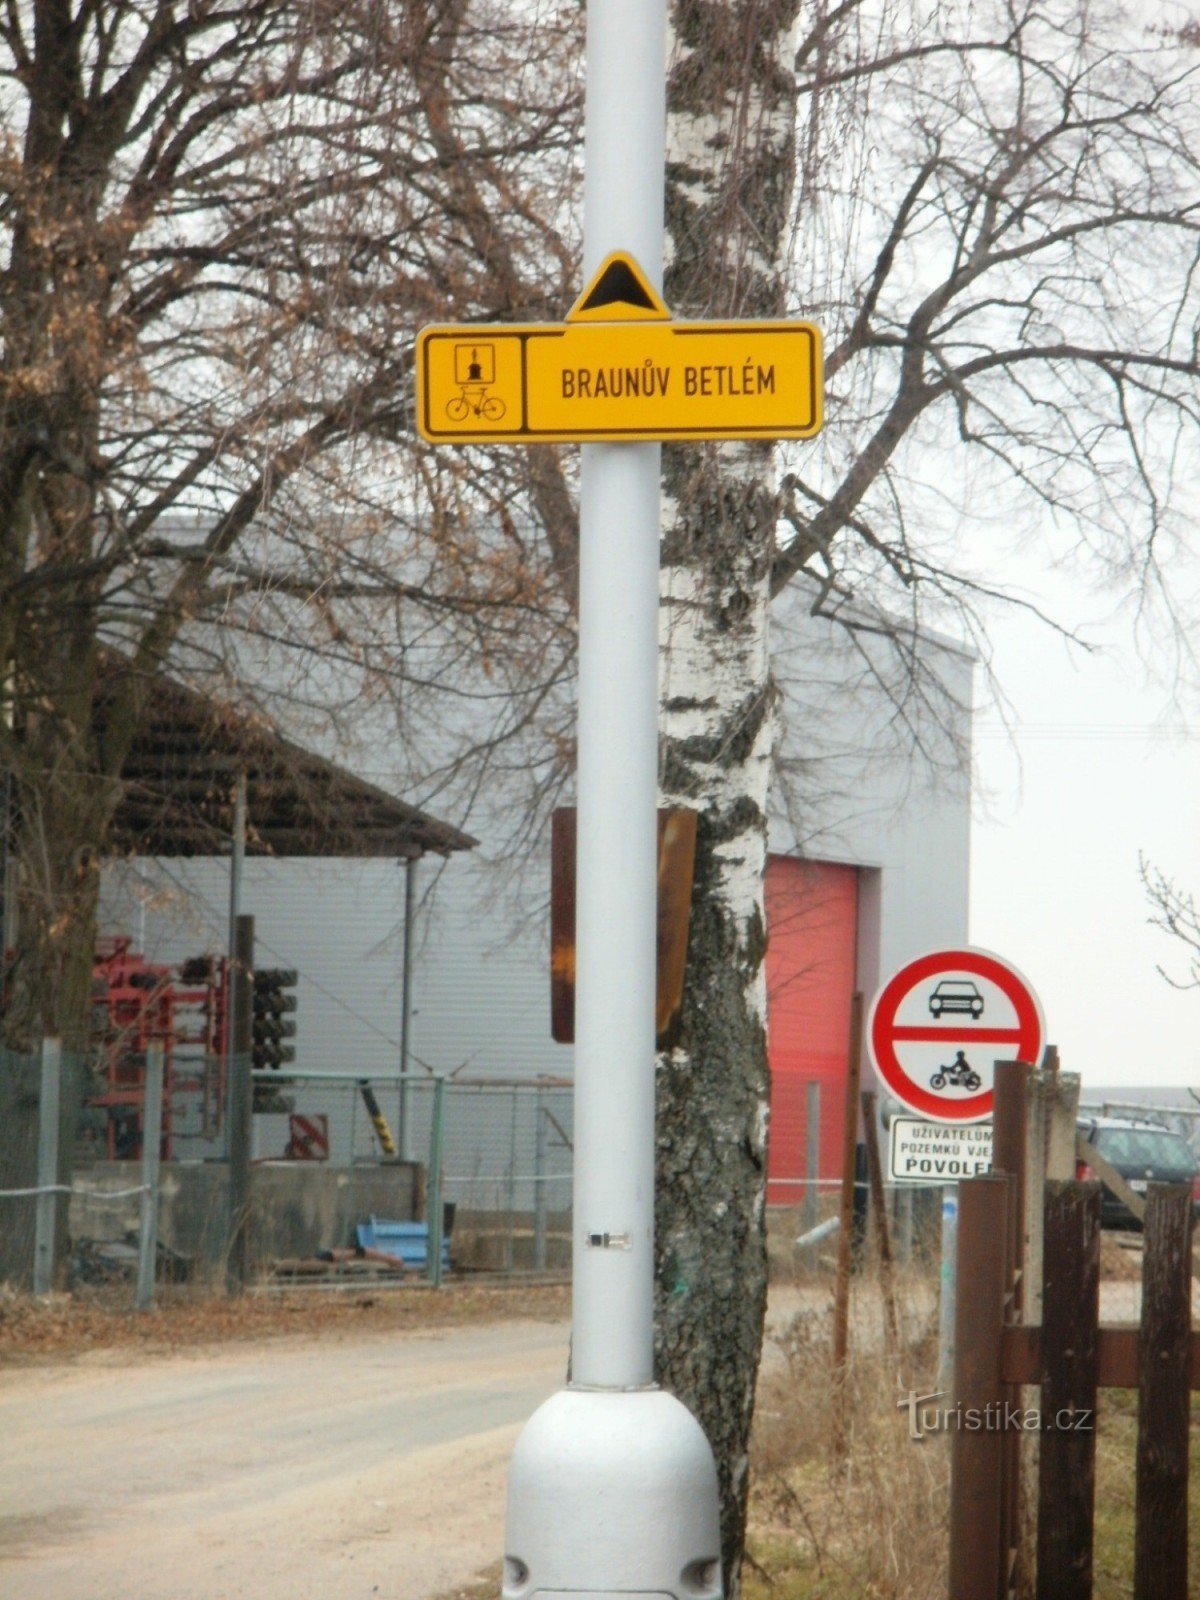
(503, 1386), (722, 1600)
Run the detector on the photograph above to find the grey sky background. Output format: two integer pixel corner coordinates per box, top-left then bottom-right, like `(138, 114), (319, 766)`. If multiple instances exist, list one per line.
(970, 576), (1199, 1095)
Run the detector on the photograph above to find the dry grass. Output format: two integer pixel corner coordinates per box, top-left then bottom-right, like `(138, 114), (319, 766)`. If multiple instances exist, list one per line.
(746, 1240), (1200, 1600)
(748, 1254), (948, 1600)
(1091, 1390), (1200, 1599)
(0, 1279), (570, 1366)
(1098, 1232), (1145, 1283)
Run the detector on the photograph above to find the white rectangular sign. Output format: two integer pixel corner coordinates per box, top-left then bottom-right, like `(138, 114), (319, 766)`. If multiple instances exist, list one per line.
(887, 1116), (993, 1184)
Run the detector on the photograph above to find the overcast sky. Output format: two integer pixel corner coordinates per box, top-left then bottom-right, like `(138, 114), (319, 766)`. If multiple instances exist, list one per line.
(969, 575), (1199, 1099)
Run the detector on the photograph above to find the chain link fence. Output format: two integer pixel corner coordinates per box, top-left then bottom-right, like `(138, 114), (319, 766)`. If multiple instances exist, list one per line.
(256, 1072), (574, 1275)
(1, 1049), (574, 1295)
(8, 1045), (1198, 1310)
(425, 1078), (573, 1273)
(0, 1041), (165, 1303)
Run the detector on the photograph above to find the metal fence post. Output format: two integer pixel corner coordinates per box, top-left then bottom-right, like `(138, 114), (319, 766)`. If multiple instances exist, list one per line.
(832, 993), (864, 1408)
(226, 913), (254, 1293)
(860, 1088), (899, 1352)
(506, 1087), (518, 1272)
(136, 1043), (165, 1310)
(534, 1086), (548, 1272)
(937, 1185), (958, 1396)
(804, 1080), (820, 1268)
(427, 1074), (446, 1288)
(32, 1037), (62, 1295)
(1046, 1069), (1080, 1181)
(948, 1172), (1010, 1600)
(398, 855), (417, 1160)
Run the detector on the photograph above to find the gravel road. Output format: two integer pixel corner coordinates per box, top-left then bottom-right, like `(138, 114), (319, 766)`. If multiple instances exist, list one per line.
(0, 1313), (569, 1600)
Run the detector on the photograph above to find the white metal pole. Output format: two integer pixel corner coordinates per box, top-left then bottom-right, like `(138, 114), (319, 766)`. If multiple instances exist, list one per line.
(581, 3), (666, 281)
(571, 0), (667, 1391)
(504, 8), (721, 1591)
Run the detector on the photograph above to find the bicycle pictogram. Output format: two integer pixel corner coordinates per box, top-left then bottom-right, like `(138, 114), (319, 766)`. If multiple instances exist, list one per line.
(447, 343), (506, 423)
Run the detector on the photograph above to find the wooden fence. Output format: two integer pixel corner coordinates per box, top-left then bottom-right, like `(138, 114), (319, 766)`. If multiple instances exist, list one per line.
(948, 1059), (1195, 1600)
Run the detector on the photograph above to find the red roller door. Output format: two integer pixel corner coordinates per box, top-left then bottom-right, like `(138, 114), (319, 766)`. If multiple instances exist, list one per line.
(764, 856), (858, 1207)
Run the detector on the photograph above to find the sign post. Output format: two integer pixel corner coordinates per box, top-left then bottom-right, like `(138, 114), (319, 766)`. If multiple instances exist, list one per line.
(417, 4), (824, 1589)
(500, 5), (722, 1598)
(868, 948), (1044, 1418)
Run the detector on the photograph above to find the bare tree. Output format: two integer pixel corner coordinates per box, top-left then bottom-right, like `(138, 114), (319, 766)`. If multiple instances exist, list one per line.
(1140, 854), (1200, 989)
(0, 0), (583, 1276)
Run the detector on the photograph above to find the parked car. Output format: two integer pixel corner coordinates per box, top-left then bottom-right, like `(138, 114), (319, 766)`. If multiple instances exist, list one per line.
(1076, 1115), (1200, 1230)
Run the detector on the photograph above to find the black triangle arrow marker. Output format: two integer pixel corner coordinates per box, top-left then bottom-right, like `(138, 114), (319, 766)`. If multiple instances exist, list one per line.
(576, 257), (659, 313)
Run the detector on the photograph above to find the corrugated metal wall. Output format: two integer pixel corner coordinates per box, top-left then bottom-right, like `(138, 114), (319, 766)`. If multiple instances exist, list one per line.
(764, 855), (859, 1205)
(95, 606), (974, 1192)
(408, 852), (568, 1082)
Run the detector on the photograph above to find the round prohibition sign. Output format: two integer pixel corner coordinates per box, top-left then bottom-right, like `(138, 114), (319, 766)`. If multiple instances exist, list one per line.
(867, 948), (1044, 1122)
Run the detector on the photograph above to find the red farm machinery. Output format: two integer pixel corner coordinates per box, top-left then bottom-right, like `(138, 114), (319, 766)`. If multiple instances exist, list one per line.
(86, 937), (230, 1161)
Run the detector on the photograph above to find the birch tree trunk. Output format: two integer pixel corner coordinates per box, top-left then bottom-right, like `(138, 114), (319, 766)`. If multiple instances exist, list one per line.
(657, 3), (799, 1589)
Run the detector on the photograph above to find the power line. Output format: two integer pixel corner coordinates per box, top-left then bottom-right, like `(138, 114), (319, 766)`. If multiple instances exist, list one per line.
(975, 724), (1198, 743)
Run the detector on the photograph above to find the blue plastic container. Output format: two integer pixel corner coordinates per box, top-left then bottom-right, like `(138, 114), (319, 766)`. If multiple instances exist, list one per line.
(356, 1216), (451, 1272)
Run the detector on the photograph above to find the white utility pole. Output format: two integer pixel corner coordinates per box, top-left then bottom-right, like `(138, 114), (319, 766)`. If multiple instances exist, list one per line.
(503, 3), (722, 1597)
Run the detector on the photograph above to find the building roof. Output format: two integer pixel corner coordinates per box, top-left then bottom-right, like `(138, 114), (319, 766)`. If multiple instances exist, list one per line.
(99, 663), (476, 860)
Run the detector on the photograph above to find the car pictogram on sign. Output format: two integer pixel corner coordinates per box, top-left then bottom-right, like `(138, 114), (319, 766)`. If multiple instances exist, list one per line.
(928, 980), (983, 1019)
(867, 948), (1045, 1122)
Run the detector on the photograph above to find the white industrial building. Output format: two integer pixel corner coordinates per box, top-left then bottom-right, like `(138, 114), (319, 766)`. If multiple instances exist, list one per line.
(100, 593), (973, 1223)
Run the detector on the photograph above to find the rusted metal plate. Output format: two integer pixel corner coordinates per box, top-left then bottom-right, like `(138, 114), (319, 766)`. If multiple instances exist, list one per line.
(948, 1173), (1012, 1600)
(550, 806), (697, 1050)
(549, 807), (577, 1046)
(654, 809), (698, 1048)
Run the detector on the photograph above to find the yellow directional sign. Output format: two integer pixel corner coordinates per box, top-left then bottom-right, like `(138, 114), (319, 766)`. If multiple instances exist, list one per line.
(415, 253), (822, 446)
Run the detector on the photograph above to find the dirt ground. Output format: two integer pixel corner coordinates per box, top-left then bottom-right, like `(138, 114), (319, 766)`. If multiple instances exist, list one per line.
(1, 1241), (1179, 1600)
(0, 1279), (819, 1600)
(0, 1280), (571, 1366)
(0, 1285), (571, 1600)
